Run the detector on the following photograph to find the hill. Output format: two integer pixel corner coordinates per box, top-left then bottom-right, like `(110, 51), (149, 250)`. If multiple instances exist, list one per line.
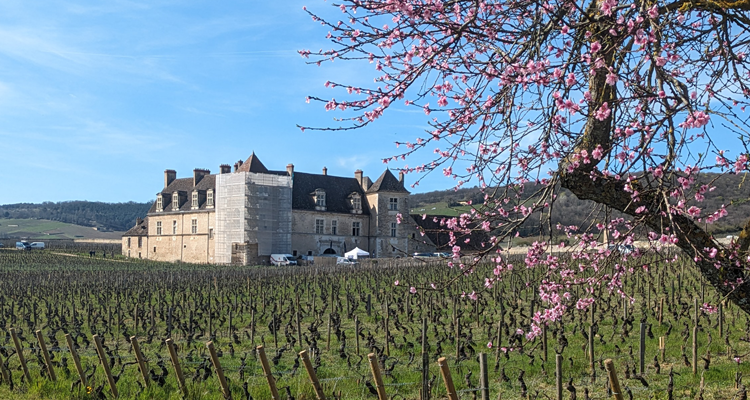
(0, 201), (151, 232)
(0, 218), (124, 240)
(410, 172), (750, 236)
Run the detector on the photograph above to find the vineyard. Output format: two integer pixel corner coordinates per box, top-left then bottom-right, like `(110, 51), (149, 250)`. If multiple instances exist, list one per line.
(0, 250), (749, 399)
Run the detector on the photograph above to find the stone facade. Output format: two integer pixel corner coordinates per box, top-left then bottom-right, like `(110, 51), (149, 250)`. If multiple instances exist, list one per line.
(122, 153), (437, 264)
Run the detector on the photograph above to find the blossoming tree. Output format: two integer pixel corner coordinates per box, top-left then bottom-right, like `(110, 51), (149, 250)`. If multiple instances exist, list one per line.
(300, 0), (750, 335)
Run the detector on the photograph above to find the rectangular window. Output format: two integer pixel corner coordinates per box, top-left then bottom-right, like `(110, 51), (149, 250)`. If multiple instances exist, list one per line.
(207, 191), (214, 207)
(138, 237), (143, 247)
(308, 250), (313, 256)
(352, 221), (360, 236)
(315, 219), (325, 234)
(153, 246), (157, 253)
(191, 218), (197, 234)
(156, 196), (163, 211)
(389, 198), (398, 211)
(172, 220), (177, 235)
(173, 193), (179, 210)
(316, 193), (326, 207)
(331, 220), (337, 235)
(156, 221), (162, 235)
(391, 222), (397, 237)
(192, 192), (198, 208)
(353, 196), (361, 210)
(127, 238), (131, 247)
(209, 228), (214, 239)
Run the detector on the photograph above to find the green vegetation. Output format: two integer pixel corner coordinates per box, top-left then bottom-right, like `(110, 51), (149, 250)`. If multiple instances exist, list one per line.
(0, 251), (748, 399)
(410, 172), (750, 236)
(0, 201), (151, 232)
(0, 219), (124, 240)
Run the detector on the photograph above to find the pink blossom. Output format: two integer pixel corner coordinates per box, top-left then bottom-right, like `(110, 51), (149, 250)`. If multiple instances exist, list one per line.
(394, 280), (399, 286)
(590, 41), (602, 54)
(487, 342), (493, 349)
(594, 102), (611, 121)
(410, 287), (417, 294)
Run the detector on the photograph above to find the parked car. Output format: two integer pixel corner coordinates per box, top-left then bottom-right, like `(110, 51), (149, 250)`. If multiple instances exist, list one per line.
(15, 242), (31, 250)
(30, 242), (45, 249)
(336, 257), (359, 265)
(413, 252), (435, 259)
(270, 254), (297, 266)
(607, 244), (634, 255)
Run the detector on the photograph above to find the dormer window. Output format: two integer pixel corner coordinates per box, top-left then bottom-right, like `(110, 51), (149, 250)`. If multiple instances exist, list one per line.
(350, 193), (362, 214)
(313, 189), (326, 211)
(172, 192), (179, 211)
(156, 195), (163, 212)
(207, 190), (214, 207)
(192, 191), (199, 209)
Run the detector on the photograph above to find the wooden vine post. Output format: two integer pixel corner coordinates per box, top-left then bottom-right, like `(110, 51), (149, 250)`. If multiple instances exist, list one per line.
(422, 318), (430, 400)
(299, 350), (327, 400)
(556, 354), (563, 400)
(604, 359), (624, 400)
(639, 323), (646, 375)
(165, 338), (188, 397)
(129, 336), (150, 387)
(368, 353), (388, 400)
(437, 356), (458, 400)
(65, 333), (86, 388)
(207, 341), (232, 400)
(9, 328), (30, 383)
(479, 353), (490, 400)
(257, 345), (280, 399)
(93, 334), (118, 398)
(35, 330), (56, 381)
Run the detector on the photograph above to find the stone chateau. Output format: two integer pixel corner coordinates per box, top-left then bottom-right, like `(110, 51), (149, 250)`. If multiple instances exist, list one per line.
(122, 153), (437, 265)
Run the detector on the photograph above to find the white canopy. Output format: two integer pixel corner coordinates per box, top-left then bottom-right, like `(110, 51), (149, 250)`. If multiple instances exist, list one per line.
(344, 247), (370, 259)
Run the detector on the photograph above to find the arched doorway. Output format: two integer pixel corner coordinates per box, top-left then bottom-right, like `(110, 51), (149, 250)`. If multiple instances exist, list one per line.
(323, 248), (336, 255)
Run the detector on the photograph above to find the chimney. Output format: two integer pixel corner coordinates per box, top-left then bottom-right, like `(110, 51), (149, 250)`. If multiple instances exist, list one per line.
(399, 171), (404, 183)
(287, 164), (294, 176)
(193, 169), (209, 186)
(220, 164), (231, 174)
(164, 169), (176, 188)
(355, 169), (363, 188)
(322, 166), (328, 176)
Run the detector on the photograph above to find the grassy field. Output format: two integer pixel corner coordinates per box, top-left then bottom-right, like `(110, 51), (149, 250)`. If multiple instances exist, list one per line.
(0, 251), (748, 399)
(0, 218), (124, 240)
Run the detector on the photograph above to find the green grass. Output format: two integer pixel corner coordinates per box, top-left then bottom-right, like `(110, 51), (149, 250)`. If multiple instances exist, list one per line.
(0, 218), (123, 240)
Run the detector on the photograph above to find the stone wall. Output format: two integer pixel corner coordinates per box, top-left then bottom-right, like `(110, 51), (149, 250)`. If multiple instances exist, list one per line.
(291, 210), (370, 257)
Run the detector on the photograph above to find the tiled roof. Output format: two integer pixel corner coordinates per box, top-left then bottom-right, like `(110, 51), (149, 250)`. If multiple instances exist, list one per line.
(367, 170), (409, 193)
(291, 172), (370, 215)
(237, 152), (269, 173)
(124, 217), (149, 237)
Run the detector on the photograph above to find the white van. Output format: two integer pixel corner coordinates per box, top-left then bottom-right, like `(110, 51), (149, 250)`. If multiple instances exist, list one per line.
(30, 242), (45, 249)
(270, 254), (297, 266)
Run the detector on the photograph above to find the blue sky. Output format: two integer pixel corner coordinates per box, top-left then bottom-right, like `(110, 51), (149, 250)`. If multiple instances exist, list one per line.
(0, 0), (441, 204)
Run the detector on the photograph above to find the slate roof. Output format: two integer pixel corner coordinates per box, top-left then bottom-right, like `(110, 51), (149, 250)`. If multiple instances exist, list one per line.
(124, 217), (149, 237)
(291, 172), (370, 215)
(237, 152), (269, 173)
(367, 170), (409, 193)
(147, 174), (216, 214)
(410, 214), (488, 251)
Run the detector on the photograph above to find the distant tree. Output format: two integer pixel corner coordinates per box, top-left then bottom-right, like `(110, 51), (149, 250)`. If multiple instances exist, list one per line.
(302, 0), (750, 325)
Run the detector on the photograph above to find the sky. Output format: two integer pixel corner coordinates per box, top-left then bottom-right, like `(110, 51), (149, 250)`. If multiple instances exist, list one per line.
(0, 0), (443, 204)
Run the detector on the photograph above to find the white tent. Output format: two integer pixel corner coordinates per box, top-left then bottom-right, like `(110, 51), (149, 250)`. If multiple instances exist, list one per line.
(344, 247), (370, 259)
